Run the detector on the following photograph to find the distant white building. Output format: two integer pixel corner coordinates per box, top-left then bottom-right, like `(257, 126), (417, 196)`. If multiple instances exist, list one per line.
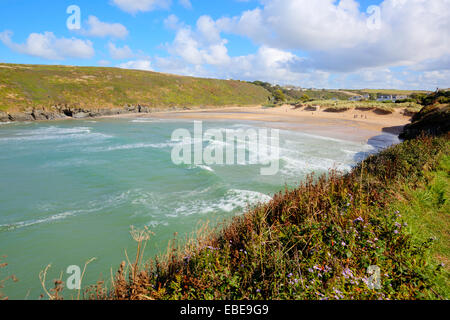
(349, 94), (370, 101)
(377, 94), (408, 102)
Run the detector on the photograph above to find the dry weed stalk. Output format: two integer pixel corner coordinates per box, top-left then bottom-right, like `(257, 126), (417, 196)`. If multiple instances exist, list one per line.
(77, 258), (96, 300)
(129, 225), (154, 281)
(0, 256), (18, 300)
(38, 257), (96, 300)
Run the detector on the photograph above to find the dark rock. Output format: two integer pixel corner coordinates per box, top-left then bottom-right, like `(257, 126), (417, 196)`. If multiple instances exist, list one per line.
(62, 109), (73, 117)
(126, 105), (138, 113)
(32, 110), (49, 120)
(8, 112), (34, 121)
(88, 110), (101, 117)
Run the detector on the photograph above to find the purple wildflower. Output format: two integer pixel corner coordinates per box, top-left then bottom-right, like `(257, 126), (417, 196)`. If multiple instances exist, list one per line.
(342, 268), (354, 279)
(353, 217), (364, 223)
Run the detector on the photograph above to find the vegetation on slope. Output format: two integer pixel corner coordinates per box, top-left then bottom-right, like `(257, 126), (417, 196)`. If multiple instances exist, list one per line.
(391, 154), (450, 298)
(400, 104), (450, 140)
(0, 64), (270, 112)
(349, 89), (431, 97)
(300, 99), (422, 115)
(68, 133), (447, 301)
(408, 90), (450, 106)
(250, 81), (353, 102)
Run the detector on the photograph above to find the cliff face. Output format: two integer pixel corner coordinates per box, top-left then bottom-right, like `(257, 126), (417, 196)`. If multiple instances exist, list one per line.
(400, 104), (450, 140)
(0, 105), (169, 122)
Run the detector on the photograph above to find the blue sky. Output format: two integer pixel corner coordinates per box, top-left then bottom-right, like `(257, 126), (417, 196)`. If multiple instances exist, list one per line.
(0, 0), (448, 89)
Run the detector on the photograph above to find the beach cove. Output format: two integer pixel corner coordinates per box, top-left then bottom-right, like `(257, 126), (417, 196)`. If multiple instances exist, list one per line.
(0, 111), (403, 299)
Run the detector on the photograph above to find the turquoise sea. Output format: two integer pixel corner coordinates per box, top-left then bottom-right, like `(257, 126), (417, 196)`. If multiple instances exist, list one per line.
(0, 118), (399, 299)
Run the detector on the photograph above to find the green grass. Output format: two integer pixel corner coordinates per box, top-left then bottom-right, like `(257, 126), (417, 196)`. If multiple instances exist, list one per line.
(0, 63), (270, 112)
(68, 134), (449, 301)
(391, 155), (450, 298)
(350, 89), (431, 96)
(302, 100), (422, 114)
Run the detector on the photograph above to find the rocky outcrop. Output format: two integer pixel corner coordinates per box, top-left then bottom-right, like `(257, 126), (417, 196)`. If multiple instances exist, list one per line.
(0, 111), (9, 122)
(400, 104), (450, 140)
(8, 112), (34, 121)
(32, 110), (48, 121)
(0, 104), (168, 123)
(72, 112), (89, 119)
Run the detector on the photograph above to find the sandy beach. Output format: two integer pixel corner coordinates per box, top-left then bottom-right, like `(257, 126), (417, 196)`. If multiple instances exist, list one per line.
(108, 104), (412, 143)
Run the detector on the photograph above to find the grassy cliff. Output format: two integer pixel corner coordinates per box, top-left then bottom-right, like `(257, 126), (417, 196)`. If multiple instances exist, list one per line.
(76, 133), (447, 301)
(94, 101), (448, 301)
(2, 102), (448, 301)
(0, 63), (270, 112)
(75, 102), (447, 300)
(400, 104), (450, 140)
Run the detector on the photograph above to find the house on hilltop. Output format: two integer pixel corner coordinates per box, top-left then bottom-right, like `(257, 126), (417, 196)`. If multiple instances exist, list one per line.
(349, 94), (370, 101)
(377, 94), (408, 102)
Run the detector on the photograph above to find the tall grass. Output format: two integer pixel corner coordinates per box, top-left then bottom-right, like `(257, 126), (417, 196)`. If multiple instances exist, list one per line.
(302, 100), (422, 114)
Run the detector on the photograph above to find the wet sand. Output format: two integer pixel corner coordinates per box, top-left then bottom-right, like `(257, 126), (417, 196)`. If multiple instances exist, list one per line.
(109, 105), (411, 143)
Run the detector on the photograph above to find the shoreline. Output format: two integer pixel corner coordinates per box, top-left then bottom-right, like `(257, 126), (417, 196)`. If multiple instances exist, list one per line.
(1, 104), (412, 143)
(103, 104), (411, 142)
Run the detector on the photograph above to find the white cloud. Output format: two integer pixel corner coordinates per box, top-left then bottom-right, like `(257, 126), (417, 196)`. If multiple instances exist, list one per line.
(108, 0), (449, 89)
(108, 42), (134, 60)
(155, 14), (318, 85)
(166, 16), (231, 66)
(179, 0), (192, 9)
(112, 0), (171, 14)
(0, 31), (94, 60)
(118, 59), (153, 71)
(218, 0), (450, 72)
(82, 16), (128, 39)
(164, 14), (183, 30)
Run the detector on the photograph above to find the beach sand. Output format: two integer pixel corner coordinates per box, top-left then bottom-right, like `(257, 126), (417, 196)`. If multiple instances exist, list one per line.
(109, 105), (412, 143)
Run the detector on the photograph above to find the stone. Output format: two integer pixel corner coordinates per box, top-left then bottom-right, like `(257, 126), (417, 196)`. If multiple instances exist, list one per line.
(72, 112), (89, 119)
(0, 111), (9, 122)
(8, 112), (34, 122)
(46, 112), (67, 120)
(32, 110), (48, 120)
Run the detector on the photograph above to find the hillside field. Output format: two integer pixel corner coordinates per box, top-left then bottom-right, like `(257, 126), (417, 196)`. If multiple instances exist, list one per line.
(0, 64), (270, 112)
